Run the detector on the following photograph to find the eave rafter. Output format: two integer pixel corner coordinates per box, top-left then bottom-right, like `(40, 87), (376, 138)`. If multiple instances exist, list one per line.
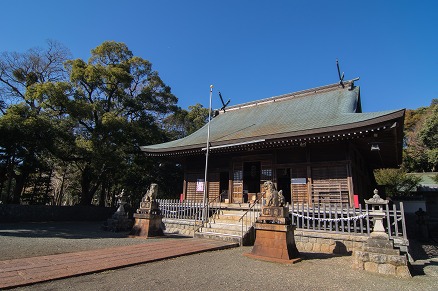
(144, 124), (393, 158)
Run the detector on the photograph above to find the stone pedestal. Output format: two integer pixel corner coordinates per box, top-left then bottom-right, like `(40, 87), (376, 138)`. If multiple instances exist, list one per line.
(130, 213), (164, 237)
(244, 223), (301, 264)
(258, 206), (290, 224)
(130, 187), (164, 238)
(352, 237), (411, 278)
(103, 203), (133, 232)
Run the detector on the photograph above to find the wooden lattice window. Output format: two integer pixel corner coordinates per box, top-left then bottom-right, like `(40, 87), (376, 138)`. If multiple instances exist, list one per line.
(311, 165), (349, 205)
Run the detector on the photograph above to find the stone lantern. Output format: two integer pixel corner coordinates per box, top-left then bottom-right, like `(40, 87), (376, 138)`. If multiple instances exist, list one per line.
(352, 189), (411, 277)
(364, 189), (389, 238)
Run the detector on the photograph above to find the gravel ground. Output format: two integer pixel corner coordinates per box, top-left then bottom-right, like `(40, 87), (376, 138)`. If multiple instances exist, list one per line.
(0, 221), (173, 260)
(1, 221), (437, 291)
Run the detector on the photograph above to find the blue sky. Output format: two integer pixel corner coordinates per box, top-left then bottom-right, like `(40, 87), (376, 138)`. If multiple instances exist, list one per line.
(1, 0), (437, 112)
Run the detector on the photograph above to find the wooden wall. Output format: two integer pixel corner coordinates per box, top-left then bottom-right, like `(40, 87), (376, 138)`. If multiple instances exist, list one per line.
(182, 142), (359, 205)
(185, 173), (220, 201)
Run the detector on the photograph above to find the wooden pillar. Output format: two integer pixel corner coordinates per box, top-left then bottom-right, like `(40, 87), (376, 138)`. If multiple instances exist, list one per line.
(182, 171), (187, 200)
(306, 147), (312, 206)
(346, 162), (354, 208)
(228, 161), (233, 203)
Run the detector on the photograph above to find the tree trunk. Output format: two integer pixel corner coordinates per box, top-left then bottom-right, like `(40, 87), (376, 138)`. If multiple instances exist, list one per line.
(80, 165), (102, 205)
(56, 169), (67, 206)
(44, 168), (53, 205)
(11, 172), (27, 204)
(31, 170), (43, 204)
(99, 183), (106, 207)
(80, 165), (93, 205)
(0, 178), (4, 203)
(5, 154), (15, 203)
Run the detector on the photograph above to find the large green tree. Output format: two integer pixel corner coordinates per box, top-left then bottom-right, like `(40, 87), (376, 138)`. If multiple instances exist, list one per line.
(418, 104), (438, 171)
(1, 40), (215, 205)
(0, 40), (71, 203)
(403, 100), (438, 172)
(47, 41), (179, 205)
(163, 103), (209, 139)
(374, 168), (421, 197)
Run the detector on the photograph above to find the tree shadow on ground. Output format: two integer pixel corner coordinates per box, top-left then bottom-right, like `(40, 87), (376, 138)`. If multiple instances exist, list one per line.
(0, 221), (194, 240)
(410, 260), (438, 276)
(0, 221), (132, 239)
(409, 238), (438, 260)
(408, 238), (438, 276)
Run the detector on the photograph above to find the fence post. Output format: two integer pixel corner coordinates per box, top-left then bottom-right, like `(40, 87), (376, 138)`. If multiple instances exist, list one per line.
(392, 203), (399, 238)
(399, 202), (407, 240)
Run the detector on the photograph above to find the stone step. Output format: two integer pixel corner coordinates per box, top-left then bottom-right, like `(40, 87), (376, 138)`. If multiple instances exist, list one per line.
(363, 246), (400, 255)
(366, 238), (394, 248)
(216, 209), (258, 216)
(216, 214), (246, 221)
(209, 218), (253, 225)
(192, 209), (259, 245)
(198, 227), (244, 236)
(194, 231), (242, 244)
(164, 227), (194, 237)
(205, 221), (249, 230)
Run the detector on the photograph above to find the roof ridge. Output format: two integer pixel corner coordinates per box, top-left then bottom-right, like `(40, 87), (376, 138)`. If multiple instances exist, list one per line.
(222, 80), (356, 113)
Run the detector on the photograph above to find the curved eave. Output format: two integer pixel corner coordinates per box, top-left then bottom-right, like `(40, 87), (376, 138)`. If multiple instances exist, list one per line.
(141, 109), (405, 157)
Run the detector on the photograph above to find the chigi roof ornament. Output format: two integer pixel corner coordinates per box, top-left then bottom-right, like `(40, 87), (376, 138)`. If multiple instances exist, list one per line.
(336, 59), (345, 88)
(337, 59), (360, 90)
(218, 91), (230, 112)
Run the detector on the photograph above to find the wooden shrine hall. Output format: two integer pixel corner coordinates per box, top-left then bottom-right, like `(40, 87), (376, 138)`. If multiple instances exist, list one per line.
(141, 80), (405, 207)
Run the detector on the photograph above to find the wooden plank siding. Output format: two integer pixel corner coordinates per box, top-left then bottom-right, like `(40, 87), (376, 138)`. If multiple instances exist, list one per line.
(291, 167), (308, 203)
(185, 173), (220, 201)
(182, 144), (356, 205)
(311, 165), (350, 205)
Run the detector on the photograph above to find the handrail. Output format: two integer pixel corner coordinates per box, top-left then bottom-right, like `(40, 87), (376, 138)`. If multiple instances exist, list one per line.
(238, 195), (263, 222)
(193, 194), (223, 233)
(238, 193), (264, 244)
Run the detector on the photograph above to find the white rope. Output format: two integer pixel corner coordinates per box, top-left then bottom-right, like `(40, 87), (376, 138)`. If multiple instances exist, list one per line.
(291, 212), (368, 222)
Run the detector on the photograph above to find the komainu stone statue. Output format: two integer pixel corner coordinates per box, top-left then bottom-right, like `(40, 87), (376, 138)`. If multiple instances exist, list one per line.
(144, 183), (158, 202)
(137, 183), (160, 215)
(246, 181), (300, 263)
(264, 181), (285, 207)
(130, 183), (163, 237)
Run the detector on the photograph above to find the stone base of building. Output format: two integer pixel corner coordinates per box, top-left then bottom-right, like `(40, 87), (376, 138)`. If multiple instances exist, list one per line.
(130, 213), (164, 238)
(244, 223), (301, 264)
(352, 237), (411, 278)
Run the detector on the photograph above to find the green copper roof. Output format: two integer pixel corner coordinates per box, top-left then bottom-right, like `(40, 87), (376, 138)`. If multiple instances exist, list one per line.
(142, 81), (404, 154)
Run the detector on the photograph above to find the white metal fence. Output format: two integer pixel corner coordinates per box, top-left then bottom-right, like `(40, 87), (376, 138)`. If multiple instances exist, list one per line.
(157, 199), (408, 242)
(157, 199), (204, 220)
(290, 201), (408, 242)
